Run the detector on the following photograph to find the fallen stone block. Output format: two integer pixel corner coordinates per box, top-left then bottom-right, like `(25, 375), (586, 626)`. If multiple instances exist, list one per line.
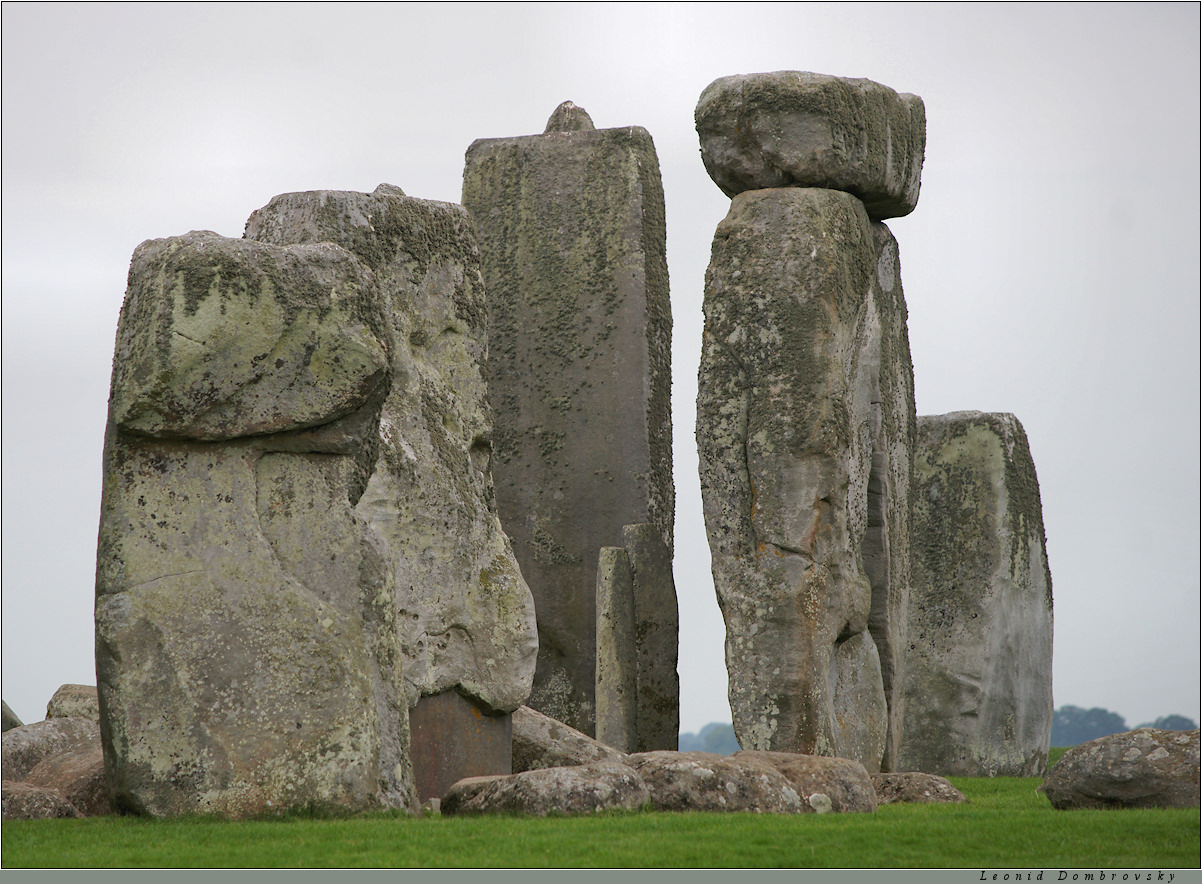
(872, 772), (965, 805)
(897, 411), (1054, 777)
(45, 685), (99, 722)
(24, 746), (111, 817)
(1, 781), (81, 820)
(441, 760), (650, 817)
(1041, 728), (1200, 810)
(2, 718), (99, 782)
(626, 750), (803, 813)
(695, 70), (926, 219)
(734, 750), (878, 813)
(511, 705), (625, 773)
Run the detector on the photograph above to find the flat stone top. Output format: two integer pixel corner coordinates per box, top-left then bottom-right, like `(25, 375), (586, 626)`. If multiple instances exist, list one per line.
(695, 70), (925, 219)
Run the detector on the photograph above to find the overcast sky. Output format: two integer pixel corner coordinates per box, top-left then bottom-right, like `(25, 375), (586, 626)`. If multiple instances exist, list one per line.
(3, 3), (1198, 734)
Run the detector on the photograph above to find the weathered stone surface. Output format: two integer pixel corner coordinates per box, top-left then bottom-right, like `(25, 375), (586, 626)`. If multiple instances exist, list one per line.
(544, 100), (595, 133)
(872, 772), (966, 805)
(595, 547), (637, 752)
(245, 185), (537, 715)
(897, 411), (1053, 777)
(2, 781), (82, 819)
(24, 746), (112, 817)
(2, 701), (22, 732)
(442, 760), (650, 817)
(1042, 729), (1200, 810)
(109, 232), (388, 441)
(695, 71), (926, 219)
(96, 231), (414, 817)
(463, 106), (674, 737)
(735, 750), (878, 813)
(511, 704), (625, 773)
(626, 750), (803, 813)
(409, 690), (512, 804)
(622, 523), (680, 752)
(697, 187), (916, 771)
(46, 685), (100, 722)
(2, 718), (99, 782)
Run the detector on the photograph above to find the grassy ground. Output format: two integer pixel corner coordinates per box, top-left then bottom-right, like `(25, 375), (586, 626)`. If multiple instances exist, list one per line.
(3, 773), (1198, 869)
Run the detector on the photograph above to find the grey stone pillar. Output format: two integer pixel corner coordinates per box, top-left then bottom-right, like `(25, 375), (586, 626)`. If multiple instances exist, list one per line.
(462, 103), (675, 737)
(595, 546), (637, 752)
(897, 411), (1054, 777)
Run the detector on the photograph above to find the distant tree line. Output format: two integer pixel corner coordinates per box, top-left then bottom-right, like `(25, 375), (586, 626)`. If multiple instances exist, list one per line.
(680, 708), (1199, 753)
(1050, 705), (1197, 747)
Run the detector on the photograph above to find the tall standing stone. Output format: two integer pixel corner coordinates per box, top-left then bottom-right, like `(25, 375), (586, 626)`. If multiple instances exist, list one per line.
(897, 411), (1054, 777)
(95, 231), (414, 816)
(244, 185), (539, 799)
(695, 72), (921, 771)
(462, 103), (676, 740)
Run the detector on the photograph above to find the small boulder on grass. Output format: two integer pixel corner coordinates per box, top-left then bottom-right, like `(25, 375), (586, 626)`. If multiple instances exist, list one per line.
(872, 772), (966, 805)
(442, 760), (649, 817)
(1041, 728), (1200, 810)
(734, 750), (878, 813)
(626, 751), (803, 813)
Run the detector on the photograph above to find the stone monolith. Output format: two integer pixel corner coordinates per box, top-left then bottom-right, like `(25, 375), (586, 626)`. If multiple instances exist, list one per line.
(95, 231), (414, 816)
(695, 71), (926, 219)
(697, 185), (916, 771)
(897, 411), (1054, 777)
(462, 103), (676, 740)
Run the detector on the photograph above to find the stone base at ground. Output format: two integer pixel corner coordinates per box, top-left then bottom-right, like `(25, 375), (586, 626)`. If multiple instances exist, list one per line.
(1041, 728), (1200, 810)
(442, 761), (650, 816)
(626, 751), (803, 813)
(872, 772), (965, 804)
(734, 750), (878, 813)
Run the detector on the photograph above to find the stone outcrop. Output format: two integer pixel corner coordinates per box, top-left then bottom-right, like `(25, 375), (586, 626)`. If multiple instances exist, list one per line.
(95, 230), (415, 817)
(244, 184), (539, 800)
(695, 71), (926, 219)
(442, 760), (650, 817)
(511, 705), (626, 773)
(735, 750), (878, 813)
(626, 751), (804, 813)
(2, 718), (100, 782)
(463, 103), (676, 743)
(2, 701), (22, 732)
(1041, 729), (1200, 810)
(697, 184), (916, 771)
(2, 717), (109, 819)
(46, 685), (100, 722)
(872, 772), (966, 805)
(897, 411), (1053, 777)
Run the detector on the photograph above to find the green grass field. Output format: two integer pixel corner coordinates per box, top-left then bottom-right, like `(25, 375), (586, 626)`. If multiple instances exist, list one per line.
(3, 771), (1198, 869)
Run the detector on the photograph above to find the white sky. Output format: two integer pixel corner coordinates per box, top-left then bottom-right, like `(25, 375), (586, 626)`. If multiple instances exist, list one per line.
(2, 2), (1199, 734)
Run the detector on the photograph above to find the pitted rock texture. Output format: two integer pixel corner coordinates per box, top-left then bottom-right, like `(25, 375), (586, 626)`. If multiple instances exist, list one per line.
(2, 781), (82, 819)
(96, 230), (415, 817)
(511, 705), (625, 773)
(735, 750), (878, 813)
(697, 186), (916, 771)
(2, 718), (100, 782)
(23, 746), (111, 817)
(46, 685), (100, 722)
(695, 71), (926, 219)
(872, 772), (966, 805)
(626, 751), (803, 813)
(441, 760), (650, 817)
(897, 411), (1053, 778)
(245, 184), (537, 714)
(463, 106), (675, 738)
(1042, 729), (1200, 810)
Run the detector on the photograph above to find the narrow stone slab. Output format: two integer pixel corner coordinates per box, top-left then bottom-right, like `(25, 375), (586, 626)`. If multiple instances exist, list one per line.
(463, 105), (674, 737)
(245, 185), (538, 716)
(595, 547), (637, 752)
(622, 523), (680, 751)
(897, 411), (1054, 777)
(695, 71), (926, 219)
(697, 187), (916, 771)
(96, 232), (413, 817)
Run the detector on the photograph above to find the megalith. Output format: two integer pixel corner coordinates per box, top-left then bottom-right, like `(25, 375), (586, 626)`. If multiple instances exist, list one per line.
(897, 411), (1054, 777)
(244, 184), (539, 800)
(462, 102), (677, 744)
(95, 231), (414, 816)
(695, 72), (920, 771)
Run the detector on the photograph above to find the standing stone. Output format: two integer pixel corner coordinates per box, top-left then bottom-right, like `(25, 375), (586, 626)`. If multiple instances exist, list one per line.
(697, 185), (916, 771)
(95, 231), (414, 816)
(245, 184), (539, 799)
(463, 104), (675, 738)
(595, 547), (637, 752)
(897, 411), (1054, 777)
(695, 71), (926, 219)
